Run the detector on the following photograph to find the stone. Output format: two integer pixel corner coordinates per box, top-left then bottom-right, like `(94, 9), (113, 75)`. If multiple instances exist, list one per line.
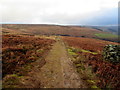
(103, 44), (120, 63)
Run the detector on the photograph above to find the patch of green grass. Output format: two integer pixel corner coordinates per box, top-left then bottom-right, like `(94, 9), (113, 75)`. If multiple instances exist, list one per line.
(3, 74), (22, 88)
(91, 85), (99, 89)
(68, 48), (78, 56)
(67, 46), (100, 88)
(76, 64), (82, 67)
(87, 80), (96, 84)
(68, 47), (98, 55)
(75, 63), (85, 70)
(81, 49), (98, 55)
(3, 64), (33, 88)
(95, 33), (118, 38)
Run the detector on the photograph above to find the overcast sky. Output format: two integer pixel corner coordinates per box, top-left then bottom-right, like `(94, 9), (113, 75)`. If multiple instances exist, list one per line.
(1, 0), (119, 25)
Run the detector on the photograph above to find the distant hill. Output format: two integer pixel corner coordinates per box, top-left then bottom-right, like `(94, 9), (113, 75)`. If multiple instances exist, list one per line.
(86, 25), (118, 35)
(2, 24), (119, 42)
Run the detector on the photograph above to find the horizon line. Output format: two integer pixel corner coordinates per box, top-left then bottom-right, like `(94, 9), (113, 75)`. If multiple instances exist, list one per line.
(0, 23), (118, 27)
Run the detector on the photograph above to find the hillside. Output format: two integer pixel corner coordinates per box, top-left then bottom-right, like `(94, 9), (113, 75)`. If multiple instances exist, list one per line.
(2, 24), (120, 89)
(86, 26), (118, 35)
(62, 36), (120, 88)
(2, 24), (118, 42)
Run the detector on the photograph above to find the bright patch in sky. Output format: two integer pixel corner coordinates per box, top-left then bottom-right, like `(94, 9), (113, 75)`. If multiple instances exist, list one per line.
(1, 0), (119, 25)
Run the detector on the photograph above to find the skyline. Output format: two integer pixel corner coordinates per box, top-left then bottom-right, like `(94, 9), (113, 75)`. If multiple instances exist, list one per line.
(1, 0), (119, 25)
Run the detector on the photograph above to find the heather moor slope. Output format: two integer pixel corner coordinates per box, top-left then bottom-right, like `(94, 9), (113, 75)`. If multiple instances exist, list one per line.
(62, 36), (120, 88)
(2, 24), (120, 88)
(2, 24), (118, 42)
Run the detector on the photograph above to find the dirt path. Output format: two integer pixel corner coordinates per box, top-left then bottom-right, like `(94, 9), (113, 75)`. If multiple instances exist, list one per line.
(21, 37), (85, 88)
(35, 37), (85, 88)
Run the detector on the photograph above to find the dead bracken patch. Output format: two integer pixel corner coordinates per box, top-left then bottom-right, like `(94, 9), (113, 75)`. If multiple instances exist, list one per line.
(2, 34), (55, 88)
(62, 36), (120, 88)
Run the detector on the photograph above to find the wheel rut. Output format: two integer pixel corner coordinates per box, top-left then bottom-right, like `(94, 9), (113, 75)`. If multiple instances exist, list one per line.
(37, 37), (85, 88)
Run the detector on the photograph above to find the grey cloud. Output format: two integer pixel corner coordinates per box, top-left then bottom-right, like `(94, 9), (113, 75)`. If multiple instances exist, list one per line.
(1, 0), (118, 25)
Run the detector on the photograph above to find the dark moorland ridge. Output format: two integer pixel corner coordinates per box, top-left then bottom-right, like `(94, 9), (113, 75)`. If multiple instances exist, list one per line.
(2, 24), (119, 42)
(86, 25), (118, 35)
